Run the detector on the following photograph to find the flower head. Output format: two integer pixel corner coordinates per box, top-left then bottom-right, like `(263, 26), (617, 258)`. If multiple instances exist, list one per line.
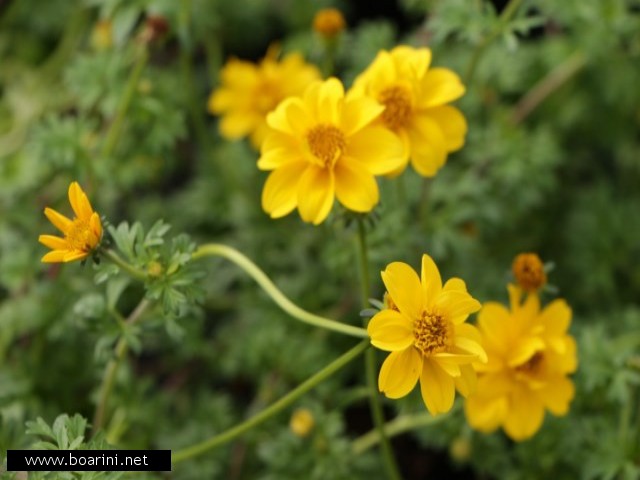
(39, 182), (102, 263)
(464, 286), (577, 441)
(367, 255), (485, 415)
(258, 77), (405, 224)
(512, 252), (547, 292)
(351, 46), (467, 177)
(313, 8), (346, 39)
(289, 408), (315, 438)
(208, 47), (321, 149)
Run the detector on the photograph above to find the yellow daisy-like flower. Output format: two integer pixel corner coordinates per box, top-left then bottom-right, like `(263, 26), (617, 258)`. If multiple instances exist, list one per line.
(258, 77), (405, 225)
(464, 286), (577, 441)
(367, 255), (486, 415)
(352, 45), (467, 177)
(38, 182), (103, 263)
(208, 47), (321, 149)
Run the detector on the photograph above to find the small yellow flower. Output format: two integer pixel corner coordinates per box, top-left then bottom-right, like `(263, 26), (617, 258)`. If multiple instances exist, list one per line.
(352, 45), (467, 177)
(208, 47), (321, 149)
(464, 286), (577, 441)
(39, 182), (102, 263)
(512, 252), (547, 292)
(313, 8), (346, 39)
(367, 255), (485, 415)
(289, 408), (315, 438)
(91, 20), (113, 51)
(259, 77), (405, 224)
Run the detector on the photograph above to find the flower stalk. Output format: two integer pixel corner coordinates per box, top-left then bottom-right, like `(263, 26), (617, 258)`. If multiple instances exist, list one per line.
(356, 218), (402, 480)
(192, 243), (368, 338)
(172, 339), (369, 463)
(92, 298), (152, 435)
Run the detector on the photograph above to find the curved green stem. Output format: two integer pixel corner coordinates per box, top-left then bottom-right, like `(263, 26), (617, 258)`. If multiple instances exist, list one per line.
(352, 407), (457, 455)
(102, 248), (148, 282)
(92, 298), (151, 435)
(172, 340), (369, 463)
(192, 244), (367, 339)
(356, 219), (402, 480)
(464, 0), (524, 84)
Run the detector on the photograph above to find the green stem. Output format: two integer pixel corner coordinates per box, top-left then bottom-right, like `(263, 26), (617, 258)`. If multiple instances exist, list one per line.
(179, 0), (209, 149)
(172, 340), (369, 463)
(192, 244), (367, 338)
(352, 408), (455, 455)
(355, 219), (402, 480)
(92, 298), (151, 435)
(464, 0), (524, 84)
(100, 46), (149, 159)
(511, 51), (586, 125)
(102, 248), (148, 282)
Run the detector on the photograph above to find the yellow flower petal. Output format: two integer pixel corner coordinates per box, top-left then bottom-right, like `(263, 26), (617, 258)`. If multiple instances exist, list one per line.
(418, 68), (465, 109)
(435, 290), (481, 324)
(425, 105), (467, 152)
(381, 261), (424, 320)
(297, 166), (335, 225)
(420, 359), (455, 415)
(63, 250), (89, 262)
(41, 250), (68, 263)
(258, 131), (305, 170)
(392, 45), (432, 79)
(538, 375), (575, 415)
(507, 336), (545, 368)
(44, 207), (73, 234)
(89, 212), (103, 241)
(464, 391), (507, 433)
(454, 337), (487, 363)
(538, 299), (571, 337)
(68, 182), (93, 221)
(420, 254), (442, 307)
(219, 112), (259, 139)
(407, 115), (447, 177)
(316, 77), (344, 124)
(378, 348), (423, 399)
(442, 277), (467, 292)
(334, 159), (379, 213)
(454, 364), (477, 397)
(261, 163), (307, 218)
(341, 94), (384, 136)
(367, 309), (414, 352)
(345, 125), (405, 175)
(433, 356), (461, 377)
(454, 322), (482, 344)
(38, 234), (68, 250)
(266, 97), (312, 137)
(503, 387), (545, 441)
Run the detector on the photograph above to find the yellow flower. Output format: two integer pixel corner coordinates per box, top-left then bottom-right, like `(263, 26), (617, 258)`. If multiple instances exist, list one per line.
(352, 45), (467, 177)
(313, 8), (346, 39)
(91, 20), (113, 51)
(512, 252), (547, 292)
(39, 182), (103, 263)
(258, 77), (405, 224)
(208, 47), (321, 149)
(289, 408), (315, 438)
(367, 255), (485, 415)
(464, 286), (577, 441)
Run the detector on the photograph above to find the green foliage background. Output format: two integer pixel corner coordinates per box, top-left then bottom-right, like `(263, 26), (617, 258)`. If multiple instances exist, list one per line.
(1, 0), (639, 478)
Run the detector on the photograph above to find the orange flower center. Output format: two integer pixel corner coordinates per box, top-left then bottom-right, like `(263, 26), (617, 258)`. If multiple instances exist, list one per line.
(306, 124), (346, 168)
(66, 218), (97, 252)
(413, 311), (451, 355)
(379, 85), (412, 130)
